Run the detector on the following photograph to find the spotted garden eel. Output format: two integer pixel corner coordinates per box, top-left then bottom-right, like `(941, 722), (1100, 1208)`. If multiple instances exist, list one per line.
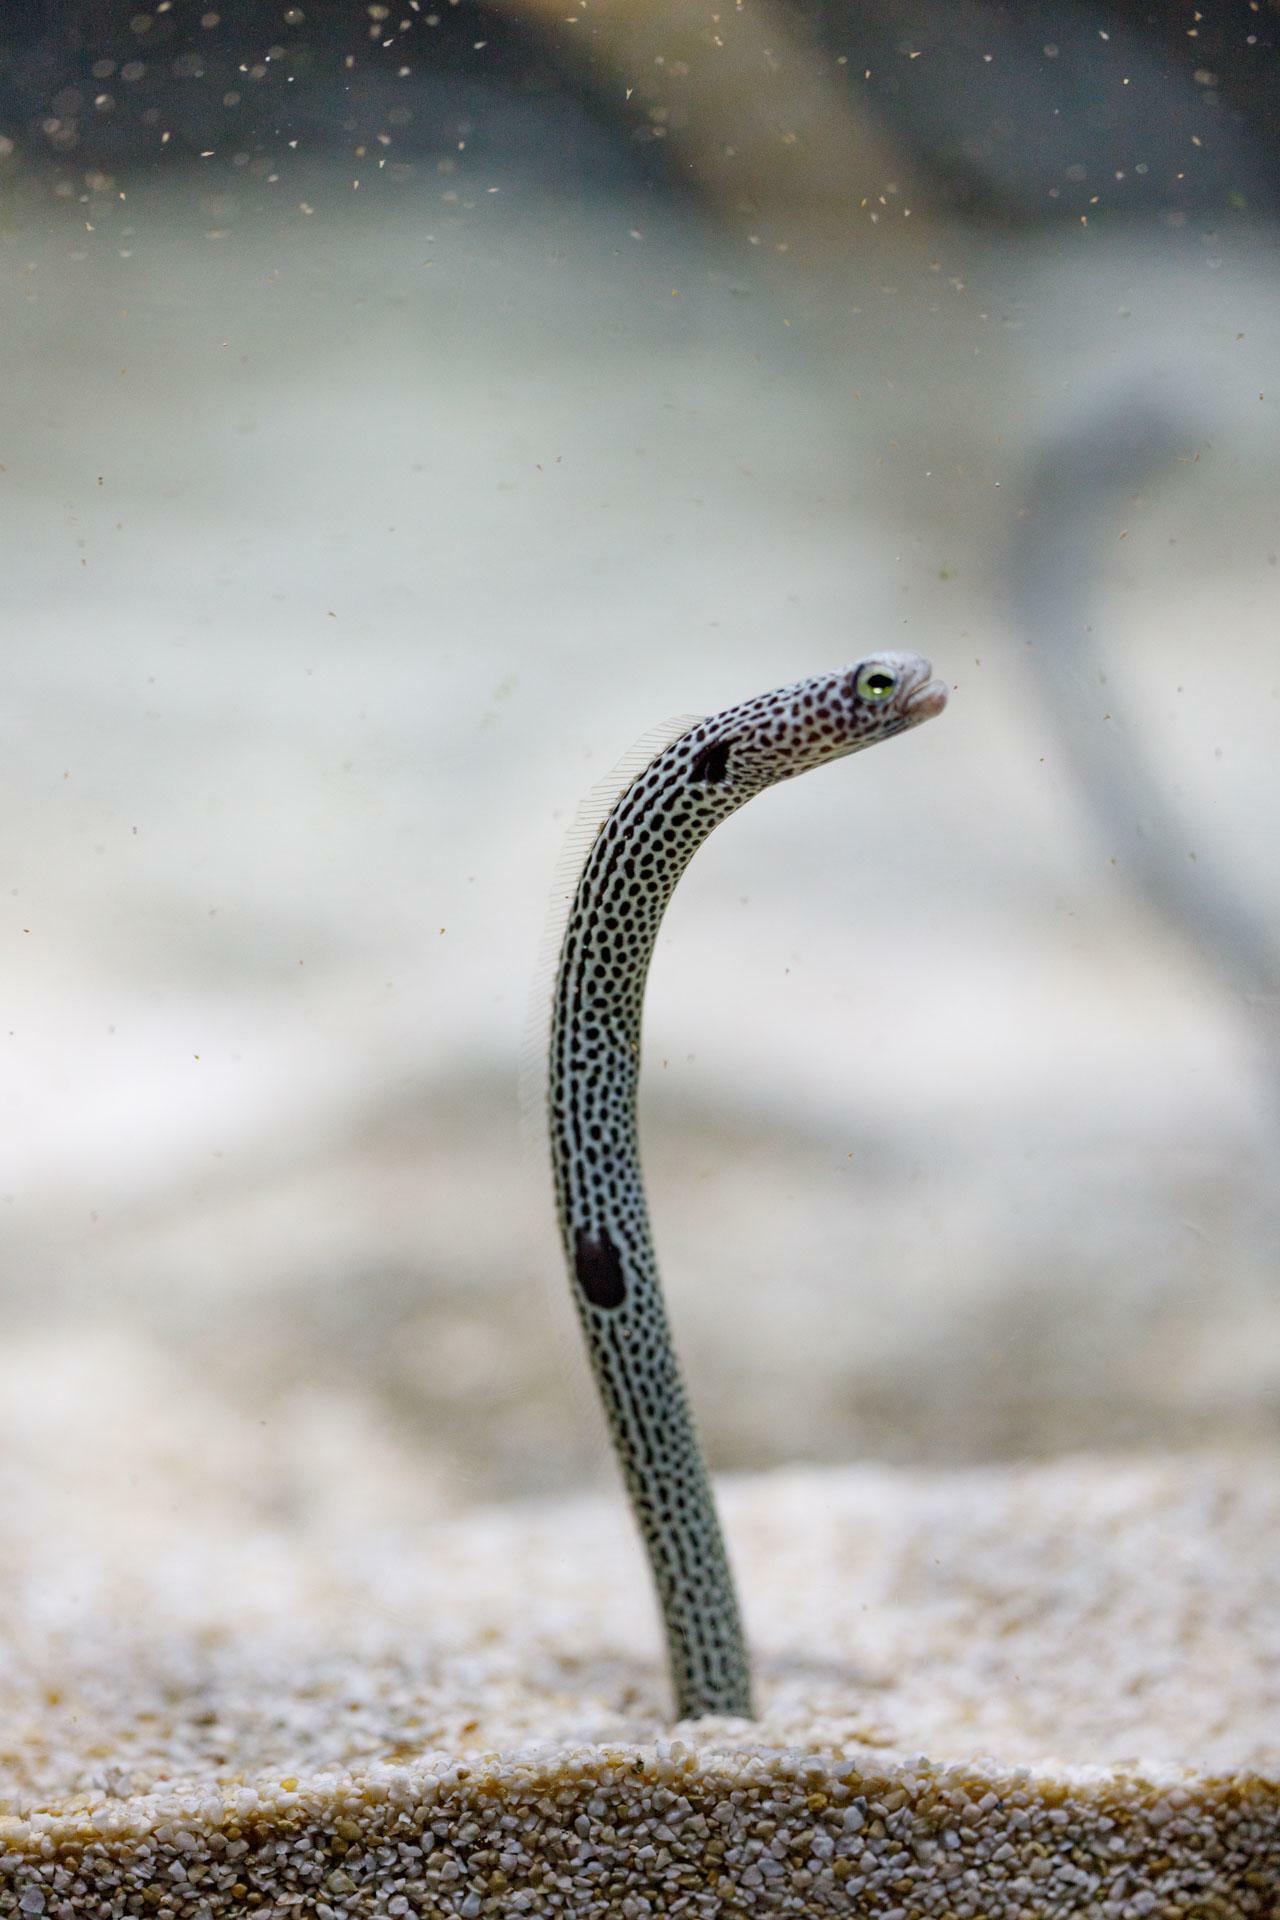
(1009, 389), (1280, 1110)
(544, 651), (948, 1720)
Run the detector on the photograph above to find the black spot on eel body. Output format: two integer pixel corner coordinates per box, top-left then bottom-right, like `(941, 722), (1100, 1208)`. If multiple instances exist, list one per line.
(688, 736), (738, 784)
(575, 1225), (627, 1308)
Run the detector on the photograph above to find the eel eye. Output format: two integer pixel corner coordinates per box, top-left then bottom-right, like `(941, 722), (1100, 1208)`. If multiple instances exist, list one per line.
(856, 667), (897, 702)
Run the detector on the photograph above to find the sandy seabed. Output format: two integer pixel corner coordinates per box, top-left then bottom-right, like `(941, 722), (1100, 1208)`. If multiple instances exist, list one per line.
(0, 1455), (1275, 1916)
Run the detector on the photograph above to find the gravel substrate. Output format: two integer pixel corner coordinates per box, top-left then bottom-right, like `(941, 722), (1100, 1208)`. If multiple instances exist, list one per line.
(0, 1456), (1275, 1916)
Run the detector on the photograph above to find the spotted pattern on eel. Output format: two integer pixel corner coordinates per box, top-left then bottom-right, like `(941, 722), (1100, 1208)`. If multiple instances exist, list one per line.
(548, 652), (948, 1719)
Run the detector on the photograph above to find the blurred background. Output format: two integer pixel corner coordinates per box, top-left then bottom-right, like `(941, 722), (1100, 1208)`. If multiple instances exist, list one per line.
(0, 0), (1277, 1569)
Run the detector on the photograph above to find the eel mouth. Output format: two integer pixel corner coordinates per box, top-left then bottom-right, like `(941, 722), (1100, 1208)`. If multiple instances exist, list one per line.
(903, 671), (949, 722)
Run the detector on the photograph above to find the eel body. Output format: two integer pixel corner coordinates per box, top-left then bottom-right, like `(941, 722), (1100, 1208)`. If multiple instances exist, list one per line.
(547, 652), (947, 1718)
(1009, 394), (1280, 1110)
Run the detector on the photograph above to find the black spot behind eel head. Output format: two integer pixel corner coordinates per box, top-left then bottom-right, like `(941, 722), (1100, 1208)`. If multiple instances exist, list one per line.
(687, 736), (739, 785)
